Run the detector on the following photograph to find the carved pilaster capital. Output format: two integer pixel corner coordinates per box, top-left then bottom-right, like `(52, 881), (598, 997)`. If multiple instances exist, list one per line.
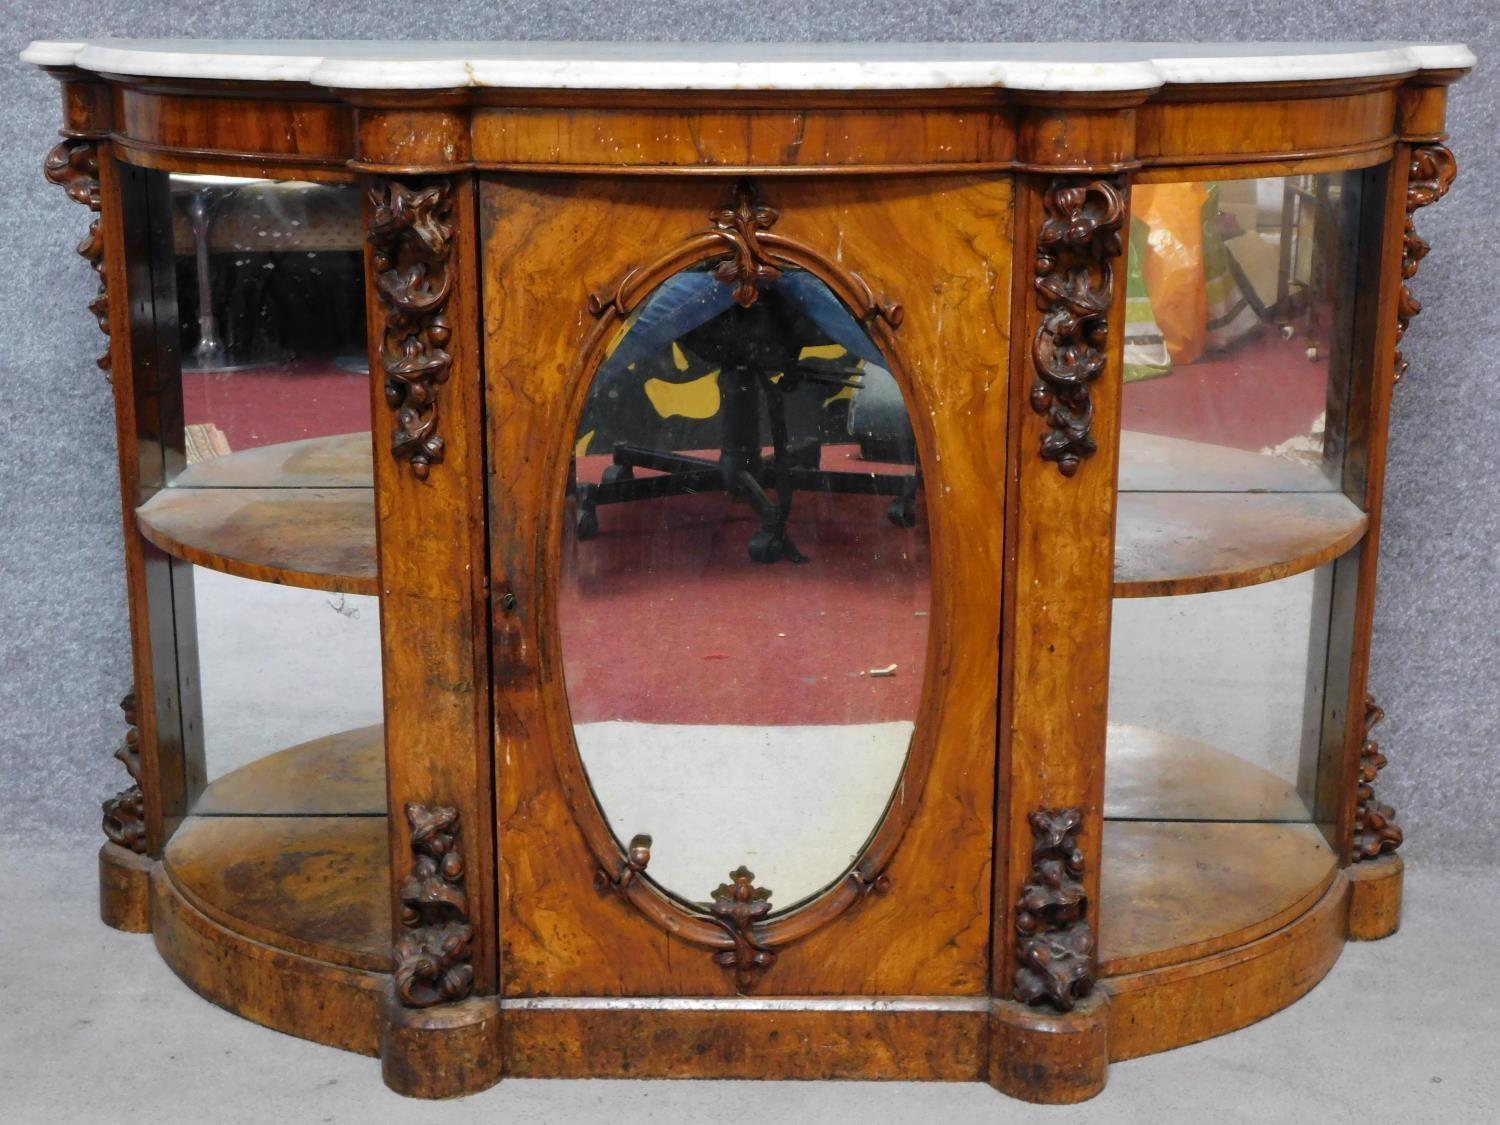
(368, 177), (455, 480)
(1030, 177), (1126, 477)
(43, 137), (111, 374)
(1395, 143), (1457, 383)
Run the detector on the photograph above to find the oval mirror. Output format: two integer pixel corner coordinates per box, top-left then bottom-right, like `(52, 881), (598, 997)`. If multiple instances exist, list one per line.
(560, 262), (929, 914)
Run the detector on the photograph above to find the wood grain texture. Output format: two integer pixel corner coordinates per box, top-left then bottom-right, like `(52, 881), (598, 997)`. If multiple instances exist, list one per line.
(1098, 821), (1337, 975)
(1346, 852), (1403, 940)
(380, 991), (504, 1098)
(1137, 87), (1400, 168)
(1113, 492), (1367, 598)
(135, 485), (377, 595)
(193, 725), (385, 816)
(1104, 872), (1347, 1061)
(472, 104), (1015, 172)
(503, 1002), (985, 1079)
(151, 864), (385, 1056)
(163, 814), (391, 971)
(482, 173), (1011, 997)
(988, 994), (1110, 1104)
(114, 84), (353, 170)
(98, 841), (152, 932)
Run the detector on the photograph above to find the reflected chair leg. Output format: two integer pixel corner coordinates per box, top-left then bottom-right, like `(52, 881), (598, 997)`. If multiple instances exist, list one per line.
(988, 993), (1110, 1104)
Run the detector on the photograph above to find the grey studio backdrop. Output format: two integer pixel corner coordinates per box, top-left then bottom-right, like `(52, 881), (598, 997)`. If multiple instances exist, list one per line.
(1, 4), (1495, 865)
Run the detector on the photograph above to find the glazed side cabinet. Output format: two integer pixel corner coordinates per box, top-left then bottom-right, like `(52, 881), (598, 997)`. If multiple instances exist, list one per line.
(26, 40), (1471, 1105)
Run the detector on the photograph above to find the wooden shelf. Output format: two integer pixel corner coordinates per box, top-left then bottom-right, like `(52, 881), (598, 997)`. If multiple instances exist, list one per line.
(137, 432), (375, 595)
(1118, 429), (1339, 493)
(1104, 722), (1310, 822)
(172, 431), (373, 489)
(139, 431), (1364, 600)
(176, 721), (1335, 980)
(195, 725), (385, 816)
(1097, 820), (1336, 975)
(1114, 491), (1366, 598)
(137, 486), (378, 595)
(164, 813), (390, 972)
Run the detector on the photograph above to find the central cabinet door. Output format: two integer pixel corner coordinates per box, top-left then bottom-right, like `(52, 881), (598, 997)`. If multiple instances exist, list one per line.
(483, 175), (1011, 996)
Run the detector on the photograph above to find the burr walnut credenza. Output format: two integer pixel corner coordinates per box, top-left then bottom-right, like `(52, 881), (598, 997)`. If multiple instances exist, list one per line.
(26, 39), (1472, 1104)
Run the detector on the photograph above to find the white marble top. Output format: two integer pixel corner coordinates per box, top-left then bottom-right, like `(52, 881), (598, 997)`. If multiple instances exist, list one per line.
(21, 40), (1474, 93)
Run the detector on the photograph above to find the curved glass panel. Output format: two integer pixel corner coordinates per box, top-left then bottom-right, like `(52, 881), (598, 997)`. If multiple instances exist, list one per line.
(560, 264), (928, 912)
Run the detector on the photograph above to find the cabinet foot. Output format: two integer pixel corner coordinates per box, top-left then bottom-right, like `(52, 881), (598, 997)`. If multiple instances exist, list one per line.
(99, 842), (152, 933)
(988, 993), (1109, 1104)
(1346, 853), (1403, 941)
(379, 989), (503, 1099)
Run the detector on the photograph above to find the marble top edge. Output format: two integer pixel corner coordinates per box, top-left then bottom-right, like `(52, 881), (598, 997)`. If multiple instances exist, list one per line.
(21, 40), (1476, 92)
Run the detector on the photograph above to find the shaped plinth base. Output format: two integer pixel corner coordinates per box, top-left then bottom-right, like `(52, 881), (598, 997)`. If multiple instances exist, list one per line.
(1346, 853), (1404, 941)
(988, 993), (1109, 1104)
(380, 989), (503, 1099)
(99, 842), (152, 933)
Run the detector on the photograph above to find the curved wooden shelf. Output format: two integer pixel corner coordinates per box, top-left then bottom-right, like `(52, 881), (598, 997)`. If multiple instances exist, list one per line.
(166, 722), (1336, 990)
(1114, 491), (1367, 598)
(137, 487), (377, 594)
(1097, 821), (1337, 975)
(172, 431), (373, 489)
(163, 813), (390, 972)
(1104, 723), (1310, 822)
(142, 431), (1364, 601)
(135, 432), (376, 594)
(195, 725), (385, 816)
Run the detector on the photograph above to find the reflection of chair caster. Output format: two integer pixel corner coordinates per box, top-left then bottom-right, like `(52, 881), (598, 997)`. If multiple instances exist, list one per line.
(576, 507), (599, 541)
(602, 464), (634, 485)
(748, 530), (784, 563)
(748, 529), (806, 564)
(887, 496), (918, 529)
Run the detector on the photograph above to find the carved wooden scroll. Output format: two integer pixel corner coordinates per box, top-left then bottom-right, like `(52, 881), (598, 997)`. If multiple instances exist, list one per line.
(368, 178), (455, 480)
(1352, 695), (1404, 861)
(43, 138), (111, 375)
(1394, 144), (1457, 383)
(100, 692), (146, 854)
(1031, 178), (1126, 477)
(1014, 807), (1096, 1012)
(394, 803), (474, 1007)
(589, 180), (904, 330)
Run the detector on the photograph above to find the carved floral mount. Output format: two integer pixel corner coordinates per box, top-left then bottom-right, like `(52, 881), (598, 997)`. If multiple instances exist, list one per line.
(592, 832), (891, 993)
(589, 180), (904, 330)
(101, 691), (146, 854)
(1352, 695), (1404, 861)
(710, 866), (777, 993)
(368, 179), (455, 480)
(1031, 178), (1126, 477)
(1395, 144), (1458, 383)
(43, 138), (111, 375)
(1014, 807), (1096, 1012)
(394, 803), (474, 1008)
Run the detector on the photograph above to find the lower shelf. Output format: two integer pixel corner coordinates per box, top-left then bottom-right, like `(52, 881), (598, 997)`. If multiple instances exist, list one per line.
(154, 722), (1365, 1075)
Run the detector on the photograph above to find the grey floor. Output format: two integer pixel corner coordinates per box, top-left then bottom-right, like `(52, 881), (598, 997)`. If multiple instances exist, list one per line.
(3, 848), (1497, 1124)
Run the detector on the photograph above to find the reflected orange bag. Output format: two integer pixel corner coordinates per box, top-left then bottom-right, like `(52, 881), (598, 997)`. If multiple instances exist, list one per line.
(1133, 182), (1209, 365)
